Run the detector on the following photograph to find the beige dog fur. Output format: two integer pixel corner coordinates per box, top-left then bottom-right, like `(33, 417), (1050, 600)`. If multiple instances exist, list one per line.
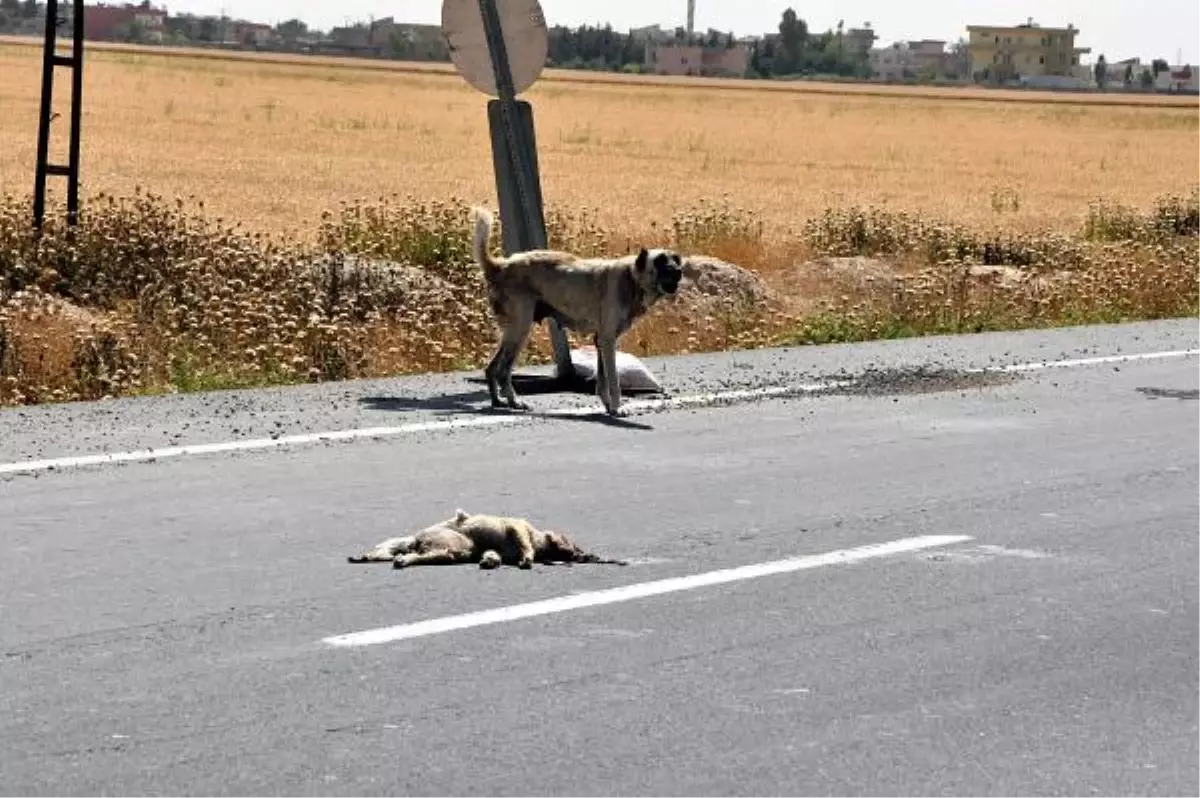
(471, 206), (684, 416)
(347, 509), (628, 570)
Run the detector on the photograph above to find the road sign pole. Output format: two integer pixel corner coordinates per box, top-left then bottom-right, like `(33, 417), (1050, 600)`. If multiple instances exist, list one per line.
(476, 0), (573, 381)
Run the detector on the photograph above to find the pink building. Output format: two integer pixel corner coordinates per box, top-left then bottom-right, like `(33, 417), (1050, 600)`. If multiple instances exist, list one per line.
(83, 1), (166, 42)
(646, 42), (749, 77)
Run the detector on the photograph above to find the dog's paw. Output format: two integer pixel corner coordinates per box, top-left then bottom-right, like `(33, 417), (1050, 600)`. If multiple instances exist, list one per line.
(517, 558), (534, 570)
(392, 557), (410, 569)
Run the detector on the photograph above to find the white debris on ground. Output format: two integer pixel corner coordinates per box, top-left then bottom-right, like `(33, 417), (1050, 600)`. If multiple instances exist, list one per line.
(569, 346), (664, 393)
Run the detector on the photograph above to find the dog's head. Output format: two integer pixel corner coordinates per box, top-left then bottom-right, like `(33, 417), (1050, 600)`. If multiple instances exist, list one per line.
(540, 530), (584, 562)
(635, 248), (684, 298)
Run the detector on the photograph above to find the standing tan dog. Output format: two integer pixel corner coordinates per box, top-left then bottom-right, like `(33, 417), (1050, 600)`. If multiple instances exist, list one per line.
(347, 509), (628, 570)
(471, 206), (684, 416)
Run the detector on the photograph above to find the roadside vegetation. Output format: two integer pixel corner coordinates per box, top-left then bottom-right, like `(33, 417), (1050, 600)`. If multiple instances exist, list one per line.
(0, 42), (1195, 407)
(1, 187), (1195, 406)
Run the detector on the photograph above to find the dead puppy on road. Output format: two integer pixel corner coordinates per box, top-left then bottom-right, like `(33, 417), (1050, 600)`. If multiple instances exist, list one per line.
(347, 509), (628, 570)
(471, 206), (684, 416)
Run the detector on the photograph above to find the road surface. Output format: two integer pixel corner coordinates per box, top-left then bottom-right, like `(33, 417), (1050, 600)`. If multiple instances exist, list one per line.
(1, 319), (1197, 796)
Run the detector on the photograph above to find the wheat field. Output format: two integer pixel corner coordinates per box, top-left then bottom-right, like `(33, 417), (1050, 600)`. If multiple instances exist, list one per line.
(1, 37), (1197, 406)
(1, 37), (1196, 242)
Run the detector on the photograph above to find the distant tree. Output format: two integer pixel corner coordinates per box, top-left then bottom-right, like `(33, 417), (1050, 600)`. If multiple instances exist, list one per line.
(1124, 63), (1134, 86)
(0, 0), (18, 15)
(0, 9), (9, 29)
(112, 19), (148, 43)
(620, 29), (642, 66)
(19, 0), (36, 19)
(775, 7), (808, 74)
(1139, 68), (1155, 88)
(275, 18), (307, 41)
(747, 40), (765, 76)
(196, 15), (219, 42)
(1093, 54), (1108, 89)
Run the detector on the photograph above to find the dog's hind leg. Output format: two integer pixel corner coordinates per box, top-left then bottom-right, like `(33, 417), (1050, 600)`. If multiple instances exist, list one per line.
(347, 536), (416, 563)
(393, 548), (474, 569)
(489, 310), (536, 411)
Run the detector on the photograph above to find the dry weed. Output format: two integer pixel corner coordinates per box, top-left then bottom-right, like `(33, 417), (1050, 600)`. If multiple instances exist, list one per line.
(1, 187), (1196, 406)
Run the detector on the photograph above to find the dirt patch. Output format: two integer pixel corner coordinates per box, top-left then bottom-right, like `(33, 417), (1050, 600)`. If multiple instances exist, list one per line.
(768, 255), (900, 313)
(302, 254), (462, 313)
(826, 365), (1021, 397)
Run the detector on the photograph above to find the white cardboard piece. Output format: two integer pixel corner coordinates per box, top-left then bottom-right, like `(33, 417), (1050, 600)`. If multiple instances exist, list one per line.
(569, 346), (663, 393)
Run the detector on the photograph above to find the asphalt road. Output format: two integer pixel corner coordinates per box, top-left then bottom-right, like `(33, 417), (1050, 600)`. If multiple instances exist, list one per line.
(1, 319), (1197, 796)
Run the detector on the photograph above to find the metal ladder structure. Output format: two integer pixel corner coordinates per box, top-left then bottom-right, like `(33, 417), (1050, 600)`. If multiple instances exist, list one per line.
(32, 0), (85, 231)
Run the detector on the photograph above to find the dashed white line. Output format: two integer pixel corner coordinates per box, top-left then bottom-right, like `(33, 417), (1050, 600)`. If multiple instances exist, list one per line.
(321, 534), (975, 648)
(1, 347), (1195, 477)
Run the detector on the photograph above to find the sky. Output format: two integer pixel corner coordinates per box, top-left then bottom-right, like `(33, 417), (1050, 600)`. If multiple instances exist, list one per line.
(171, 0), (1199, 65)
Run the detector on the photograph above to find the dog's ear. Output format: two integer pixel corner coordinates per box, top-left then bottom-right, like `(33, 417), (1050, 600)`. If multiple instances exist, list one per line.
(635, 248), (649, 271)
(455, 508), (469, 522)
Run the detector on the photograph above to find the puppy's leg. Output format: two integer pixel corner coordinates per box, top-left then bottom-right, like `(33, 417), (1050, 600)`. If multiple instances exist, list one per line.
(393, 548), (474, 569)
(505, 524), (537, 569)
(347, 536), (416, 563)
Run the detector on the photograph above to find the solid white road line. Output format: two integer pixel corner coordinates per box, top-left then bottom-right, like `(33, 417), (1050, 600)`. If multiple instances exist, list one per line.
(322, 534), (974, 648)
(1, 347), (1196, 478)
(986, 349), (1200, 374)
(0, 379), (844, 477)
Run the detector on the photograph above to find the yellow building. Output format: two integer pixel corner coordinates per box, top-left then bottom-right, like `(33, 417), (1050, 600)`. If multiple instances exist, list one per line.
(966, 19), (1090, 82)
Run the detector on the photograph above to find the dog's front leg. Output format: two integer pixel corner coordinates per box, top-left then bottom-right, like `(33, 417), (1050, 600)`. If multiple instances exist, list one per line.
(595, 333), (623, 416)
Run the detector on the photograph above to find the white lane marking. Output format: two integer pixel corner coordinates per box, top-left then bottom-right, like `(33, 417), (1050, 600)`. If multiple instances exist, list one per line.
(0, 379), (843, 476)
(985, 349), (1200, 374)
(1, 347), (1196, 477)
(924, 544), (1053, 564)
(321, 534), (973, 648)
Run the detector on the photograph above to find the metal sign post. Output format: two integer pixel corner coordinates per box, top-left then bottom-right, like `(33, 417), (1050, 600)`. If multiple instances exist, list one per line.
(33, 0), (86, 231)
(442, 0), (573, 382)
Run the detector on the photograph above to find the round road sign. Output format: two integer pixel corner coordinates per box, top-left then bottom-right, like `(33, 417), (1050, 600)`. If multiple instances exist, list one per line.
(441, 0), (549, 97)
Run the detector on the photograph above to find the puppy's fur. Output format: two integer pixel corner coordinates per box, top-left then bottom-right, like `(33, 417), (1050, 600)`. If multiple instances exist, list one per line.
(347, 509), (628, 570)
(471, 206), (684, 416)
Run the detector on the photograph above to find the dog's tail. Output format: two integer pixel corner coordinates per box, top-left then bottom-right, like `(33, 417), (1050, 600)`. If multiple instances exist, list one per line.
(571, 551), (629, 566)
(471, 206), (501, 279)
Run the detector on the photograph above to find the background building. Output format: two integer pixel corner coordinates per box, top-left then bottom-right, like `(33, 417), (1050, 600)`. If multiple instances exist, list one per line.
(967, 18), (1090, 83)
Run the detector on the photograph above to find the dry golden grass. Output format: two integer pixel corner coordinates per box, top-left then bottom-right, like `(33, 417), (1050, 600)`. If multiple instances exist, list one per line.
(0, 39), (1196, 407)
(1, 37), (1196, 241)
